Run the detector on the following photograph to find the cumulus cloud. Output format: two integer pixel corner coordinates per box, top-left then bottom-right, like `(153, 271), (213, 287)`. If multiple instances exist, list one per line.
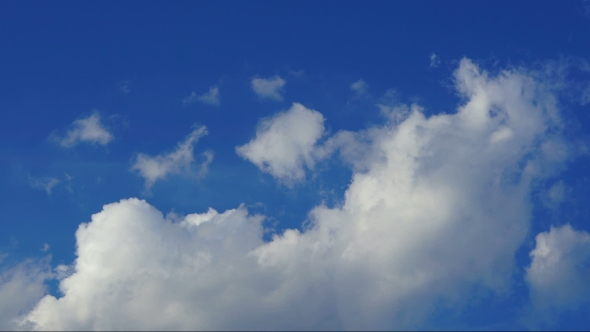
(236, 103), (325, 184)
(183, 86), (220, 106)
(55, 113), (113, 148)
(251, 75), (286, 101)
(524, 224), (590, 326)
(5, 59), (576, 330)
(131, 126), (213, 191)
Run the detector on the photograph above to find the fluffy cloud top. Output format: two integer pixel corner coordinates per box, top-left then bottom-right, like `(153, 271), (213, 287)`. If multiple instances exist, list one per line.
(526, 224), (590, 320)
(251, 75), (286, 101)
(183, 86), (220, 106)
(236, 103), (325, 184)
(131, 126), (213, 191)
(4, 59), (580, 330)
(56, 113), (113, 148)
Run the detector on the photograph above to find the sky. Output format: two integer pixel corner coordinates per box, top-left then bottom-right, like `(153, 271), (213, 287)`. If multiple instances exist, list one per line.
(1, 1), (590, 330)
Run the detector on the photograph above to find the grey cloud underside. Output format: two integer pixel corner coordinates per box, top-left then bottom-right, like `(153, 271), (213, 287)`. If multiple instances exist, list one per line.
(3, 58), (587, 330)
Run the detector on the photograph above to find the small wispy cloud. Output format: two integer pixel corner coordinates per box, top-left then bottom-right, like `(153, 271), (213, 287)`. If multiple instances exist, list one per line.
(183, 86), (220, 106)
(28, 176), (60, 195)
(131, 126), (213, 192)
(430, 53), (441, 68)
(54, 112), (113, 148)
(350, 79), (368, 97)
(116, 80), (132, 94)
(64, 173), (74, 193)
(251, 75), (286, 101)
(41, 243), (50, 252)
(288, 69), (305, 78)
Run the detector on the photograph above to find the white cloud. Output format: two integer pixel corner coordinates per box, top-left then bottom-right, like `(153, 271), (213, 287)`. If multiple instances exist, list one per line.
(40, 244), (50, 252)
(6, 59), (576, 330)
(236, 103), (325, 184)
(251, 75), (286, 101)
(56, 113), (113, 148)
(0, 259), (52, 330)
(524, 224), (590, 326)
(28, 176), (60, 195)
(430, 53), (440, 67)
(350, 79), (368, 97)
(131, 126), (213, 191)
(183, 86), (220, 106)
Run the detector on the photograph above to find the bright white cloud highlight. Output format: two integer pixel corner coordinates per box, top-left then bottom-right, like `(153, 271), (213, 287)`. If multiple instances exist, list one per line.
(236, 103), (325, 184)
(6, 59), (575, 330)
(56, 113), (113, 148)
(183, 86), (220, 106)
(525, 224), (590, 325)
(251, 75), (286, 101)
(131, 126), (213, 191)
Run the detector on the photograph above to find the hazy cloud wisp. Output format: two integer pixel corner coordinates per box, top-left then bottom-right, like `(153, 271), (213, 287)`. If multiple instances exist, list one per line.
(251, 75), (286, 101)
(131, 126), (212, 191)
(55, 113), (113, 148)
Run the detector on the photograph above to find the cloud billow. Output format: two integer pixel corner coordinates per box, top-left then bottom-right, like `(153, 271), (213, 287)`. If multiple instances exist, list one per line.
(4, 59), (585, 330)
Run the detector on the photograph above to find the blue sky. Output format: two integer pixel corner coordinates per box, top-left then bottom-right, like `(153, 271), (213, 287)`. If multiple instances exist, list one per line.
(1, 1), (590, 330)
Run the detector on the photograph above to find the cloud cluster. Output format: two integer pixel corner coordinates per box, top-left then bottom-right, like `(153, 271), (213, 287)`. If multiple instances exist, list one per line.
(4, 59), (583, 330)
(55, 113), (113, 148)
(251, 75), (286, 101)
(131, 126), (213, 191)
(236, 103), (325, 184)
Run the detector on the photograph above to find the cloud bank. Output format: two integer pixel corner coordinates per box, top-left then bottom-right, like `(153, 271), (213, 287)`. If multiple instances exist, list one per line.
(131, 126), (213, 191)
(3, 58), (584, 330)
(55, 113), (113, 148)
(251, 75), (286, 101)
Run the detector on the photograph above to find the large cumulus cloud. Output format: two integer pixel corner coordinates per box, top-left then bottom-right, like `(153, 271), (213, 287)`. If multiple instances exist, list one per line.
(3, 58), (580, 330)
